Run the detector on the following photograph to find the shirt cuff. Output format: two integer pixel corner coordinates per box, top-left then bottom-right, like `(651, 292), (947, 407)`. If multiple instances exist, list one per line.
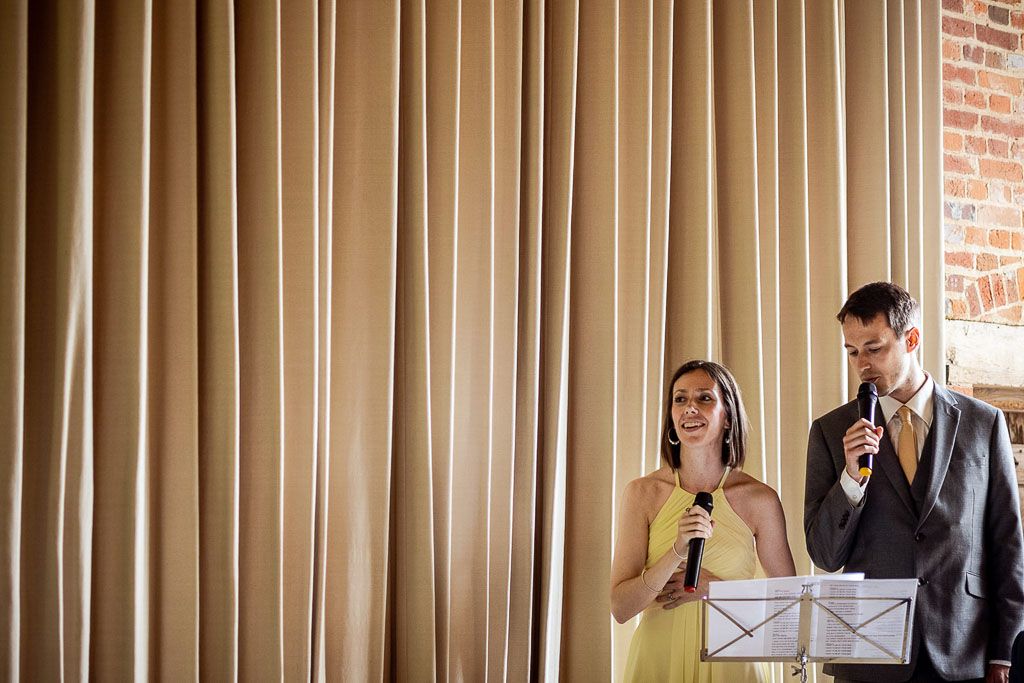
(990, 660), (1011, 667)
(839, 468), (866, 506)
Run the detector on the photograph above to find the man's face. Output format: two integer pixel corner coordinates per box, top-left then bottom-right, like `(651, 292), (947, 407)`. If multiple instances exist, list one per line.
(841, 313), (919, 397)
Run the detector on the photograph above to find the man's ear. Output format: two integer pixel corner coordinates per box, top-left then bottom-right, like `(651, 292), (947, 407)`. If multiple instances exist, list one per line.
(905, 326), (921, 353)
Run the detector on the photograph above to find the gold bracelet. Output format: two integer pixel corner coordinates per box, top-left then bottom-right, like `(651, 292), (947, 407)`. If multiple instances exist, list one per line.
(671, 541), (686, 561)
(640, 568), (660, 593)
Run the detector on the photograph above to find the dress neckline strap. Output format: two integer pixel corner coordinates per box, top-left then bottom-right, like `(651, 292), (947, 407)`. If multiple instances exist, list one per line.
(716, 466), (732, 491)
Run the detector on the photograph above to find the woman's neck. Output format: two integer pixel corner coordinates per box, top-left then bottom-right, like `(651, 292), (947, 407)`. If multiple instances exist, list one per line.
(676, 448), (726, 492)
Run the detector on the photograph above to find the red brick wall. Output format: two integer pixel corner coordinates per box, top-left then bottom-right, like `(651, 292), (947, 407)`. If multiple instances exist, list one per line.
(943, 0), (1024, 324)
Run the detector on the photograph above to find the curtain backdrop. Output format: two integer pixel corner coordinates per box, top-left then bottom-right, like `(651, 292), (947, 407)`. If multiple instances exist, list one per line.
(0, 0), (943, 680)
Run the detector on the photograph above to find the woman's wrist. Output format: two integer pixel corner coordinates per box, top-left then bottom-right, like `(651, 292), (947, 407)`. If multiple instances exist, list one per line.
(640, 568), (660, 593)
(640, 551), (678, 593)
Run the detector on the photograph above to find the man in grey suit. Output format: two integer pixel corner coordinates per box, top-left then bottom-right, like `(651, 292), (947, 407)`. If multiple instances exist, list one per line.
(804, 282), (1024, 683)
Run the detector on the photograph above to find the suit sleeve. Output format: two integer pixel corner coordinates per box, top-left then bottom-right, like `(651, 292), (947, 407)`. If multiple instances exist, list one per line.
(984, 409), (1024, 662)
(804, 419), (865, 572)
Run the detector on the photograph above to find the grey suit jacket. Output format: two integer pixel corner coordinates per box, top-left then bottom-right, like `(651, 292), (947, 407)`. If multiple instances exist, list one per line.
(804, 384), (1024, 681)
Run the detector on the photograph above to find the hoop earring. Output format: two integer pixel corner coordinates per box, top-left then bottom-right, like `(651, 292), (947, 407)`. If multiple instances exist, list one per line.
(668, 430), (680, 446)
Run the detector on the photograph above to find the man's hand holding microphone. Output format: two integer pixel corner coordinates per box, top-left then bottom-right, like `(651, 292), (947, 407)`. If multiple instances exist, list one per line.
(842, 382), (883, 484)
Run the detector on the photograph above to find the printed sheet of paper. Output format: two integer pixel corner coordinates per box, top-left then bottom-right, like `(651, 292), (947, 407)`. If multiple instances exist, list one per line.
(811, 578), (918, 662)
(704, 574), (914, 662)
(704, 576), (803, 658)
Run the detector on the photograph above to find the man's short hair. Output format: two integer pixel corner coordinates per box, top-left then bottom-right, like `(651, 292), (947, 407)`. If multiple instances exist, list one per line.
(836, 281), (921, 336)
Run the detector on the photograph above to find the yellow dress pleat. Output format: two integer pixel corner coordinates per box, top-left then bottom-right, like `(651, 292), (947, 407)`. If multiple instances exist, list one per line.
(622, 470), (769, 682)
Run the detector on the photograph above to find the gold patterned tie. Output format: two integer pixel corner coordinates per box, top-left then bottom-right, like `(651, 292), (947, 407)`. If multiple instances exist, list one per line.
(897, 406), (917, 483)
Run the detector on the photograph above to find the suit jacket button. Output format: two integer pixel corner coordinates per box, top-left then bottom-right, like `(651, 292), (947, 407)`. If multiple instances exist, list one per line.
(918, 577), (928, 586)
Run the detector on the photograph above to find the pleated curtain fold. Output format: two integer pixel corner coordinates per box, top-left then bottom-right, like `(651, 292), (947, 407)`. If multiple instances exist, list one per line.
(0, 0), (942, 680)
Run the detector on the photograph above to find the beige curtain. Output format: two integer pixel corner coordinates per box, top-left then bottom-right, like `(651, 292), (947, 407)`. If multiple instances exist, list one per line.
(0, 0), (942, 680)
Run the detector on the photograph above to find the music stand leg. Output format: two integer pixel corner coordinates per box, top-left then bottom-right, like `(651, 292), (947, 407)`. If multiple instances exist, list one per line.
(790, 648), (809, 683)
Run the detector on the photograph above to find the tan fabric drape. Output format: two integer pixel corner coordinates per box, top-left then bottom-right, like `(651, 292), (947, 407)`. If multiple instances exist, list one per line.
(0, 0), (942, 680)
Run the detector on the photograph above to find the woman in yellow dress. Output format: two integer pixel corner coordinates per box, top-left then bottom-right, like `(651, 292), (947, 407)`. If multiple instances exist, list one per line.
(611, 360), (796, 682)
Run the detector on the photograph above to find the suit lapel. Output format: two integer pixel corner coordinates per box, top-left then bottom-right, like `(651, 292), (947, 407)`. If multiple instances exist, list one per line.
(915, 385), (961, 530)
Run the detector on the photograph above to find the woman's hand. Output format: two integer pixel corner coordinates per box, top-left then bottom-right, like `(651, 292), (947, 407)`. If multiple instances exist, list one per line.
(675, 504), (714, 553)
(653, 506), (716, 609)
(656, 567), (721, 609)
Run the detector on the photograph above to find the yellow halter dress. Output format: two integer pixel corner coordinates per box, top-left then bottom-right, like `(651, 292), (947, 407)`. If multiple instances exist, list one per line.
(622, 468), (769, 682)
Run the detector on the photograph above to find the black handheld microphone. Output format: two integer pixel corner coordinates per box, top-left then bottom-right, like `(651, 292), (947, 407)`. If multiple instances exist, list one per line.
(857, 381), (878, 477)
(683, 491), (714, 593)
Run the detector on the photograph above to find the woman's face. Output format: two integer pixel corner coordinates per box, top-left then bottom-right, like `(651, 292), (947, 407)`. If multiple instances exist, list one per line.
(670, 368), (729, 450)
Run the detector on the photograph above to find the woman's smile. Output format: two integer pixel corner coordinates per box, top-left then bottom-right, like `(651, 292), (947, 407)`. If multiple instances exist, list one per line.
(679, 420), (706, 432)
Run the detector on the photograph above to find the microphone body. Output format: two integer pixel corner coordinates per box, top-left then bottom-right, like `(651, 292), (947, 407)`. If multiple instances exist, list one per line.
(857, 382), (879, 477)
(683, 491), (715, 592)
